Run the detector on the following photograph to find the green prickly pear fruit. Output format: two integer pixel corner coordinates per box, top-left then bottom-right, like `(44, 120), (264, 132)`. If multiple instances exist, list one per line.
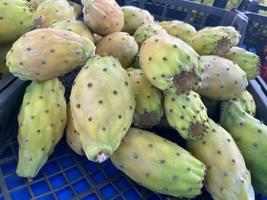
(30, 0), (46, 10)
(70, 56), (135, 163)
(66, 103), (84, 156)
(127, 68), (163, 128)
(83, 0), (124, 36)
(140, 34), (204, 94)
(220, 100), (267, 195)
(201, 26), (241, 46)
(122, 6), (154, 35)
(16, 78), (67, 178)
(201, 96), (220, 119)
(191, 28), (232, 56)
(159, 20), (197, 44)
(197, 56), (248, 100)
(0, 0), (34, 45)
(164, 91), (209, 139)
(188, 119), (255, 200)
(34, 0), (76, 28)
(111, 127), (206, 198)
(50, 19), (94, 43)
(6, 28), (95, 81)
(68, 1), (82, 19)
(133, 23), (167, 47)
(232, 90), (256, 116)
(96, 32), (138, 68)
(224, 47), (260, 80)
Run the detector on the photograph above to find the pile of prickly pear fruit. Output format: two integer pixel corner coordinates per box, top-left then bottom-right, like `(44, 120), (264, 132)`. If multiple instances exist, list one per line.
(1, 0), (266, 199)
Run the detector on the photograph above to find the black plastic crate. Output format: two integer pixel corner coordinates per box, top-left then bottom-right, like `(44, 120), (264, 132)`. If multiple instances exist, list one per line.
(188, 0), (250, 10)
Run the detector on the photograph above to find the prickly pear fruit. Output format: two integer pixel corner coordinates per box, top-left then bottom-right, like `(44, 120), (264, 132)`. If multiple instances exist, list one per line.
(0, 0), (34, 45)
(93, 34), (103, 45)
(164, 91), (209, 139)
(82, 0), (124, 36)
(6, 28), (95, 81)
(224, 47), (260, 80)
(66, 104), (84, 156)
(232, 90), (256, 116)
(201, 96), (220, 119)
(70, 56), (135, 163)
(34, 0), (75, 28)
(191, 28), (232, 56)
(68, 1), (82, 19)
(140, 34), (204, 94)
(96, 32), (138, 68)
(201, 26), (241, 46)
(197, 56), (248, 100)
(30, 0), (46, 10)
(111, 127), (206, 198)
(127, 68), (163, 128)
(220, 101), (267, 195)
(50, 19), (94, 43)
(188, 119), (255, 200)
(122, 6), (154, 35)
(16, 78), (67, 178)
(133, 23), (167, 47)
(159, 20), (197, 44)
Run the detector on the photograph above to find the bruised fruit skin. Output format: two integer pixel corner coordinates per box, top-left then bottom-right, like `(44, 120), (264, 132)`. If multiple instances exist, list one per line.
(83, 0), (124, 36)
(70, 56), (135, 163)
(122, 6), (154, 35)
(188, 119), (255, 200)
(0, 0), (34, 45)
(232, 90), (256, 117)
(133, 23), (167, 47)
(224, 47), (260, 80)
(34, 0), (76, 28)
(96, 32), (138, 68)
(197, 56), (248, 100)
(66, 104), (84, 156)
(164, 91), (209, 139)
(16, 79), (67, 178)
(220, 101), (267, 195)
(6, 28), (95, 81)
(50, 19), (94, 43)
(140, 34), (204, 94)
(111, 127), (206, 198)
(191, 28), (232, 56)
(127, 68), (163, 128)
(159, 20), (197, 44)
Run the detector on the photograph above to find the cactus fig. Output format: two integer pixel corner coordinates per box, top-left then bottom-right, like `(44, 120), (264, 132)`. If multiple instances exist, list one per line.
(6, 28), (95, 81)
(140, 34), (204, 94)
(164, 91), (209, 139)
(96, 32), (138, 68)
(159, 20), (197, 44)
(16, 78), (67, 178)
(191, 28), (232, 56)
(232, 90), (256, 116)
(127, 68), (163, 128)
(220, 100), (267, 195)
(188, 119), (255, 200)
(122, 6), (154, 35)
(0, 0), (34, 45)
(224, 47), (260, 80)
(68, 1), (82, 19)
(111, 127), (206, 198)
(70, 56), (135, 163)
(50, 19), (94, 43)
(82, 0), (124, 36)
(34, 0), (76, 28)
(197, 56), (248, 100)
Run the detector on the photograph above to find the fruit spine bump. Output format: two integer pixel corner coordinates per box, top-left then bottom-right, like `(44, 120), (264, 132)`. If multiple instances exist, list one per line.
(232, 90), (256, 117)
(70, 56), (135, 163)
(111, 127), (206, 198)
(16, 78), (67, 178)
(197, 56), (248, 100)
(220, 100), (267, 195)
(191, 28), (232, 56)
(6, 28), (95, 81)
(188, 119), (255, 200)
(127, 67), (163, 128)
(82, 0), (124, 36)
(164, 91), (209, 139)
(140, 34), (204, 94)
